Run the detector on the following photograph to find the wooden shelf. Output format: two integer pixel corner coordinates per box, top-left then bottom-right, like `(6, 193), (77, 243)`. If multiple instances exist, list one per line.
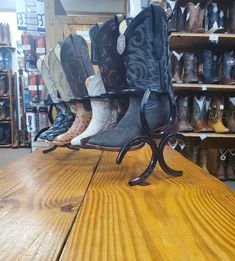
(0, 45), (15, 51)
(0, 144), (11, 148)
(181, 133), (235, 138)
(0, 95), (9, 99)
(173, 83), (235, 92)
(169, 33), (235, 51)
(0, 120), (11, 123)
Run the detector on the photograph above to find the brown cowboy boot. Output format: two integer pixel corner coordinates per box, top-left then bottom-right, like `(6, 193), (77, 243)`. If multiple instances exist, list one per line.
(177, 96), (193, 132)
(198, 143), (209, 172)
(216, 149), (226, 181)
(226, 150), (235, 180)
(226, 97), (235, 133)
(171, 51), (183, 83)
(229, 1), (235, 33)
(185, 2), (205, 33)
(183, 52), (199, 83)
(192, 96), (213, 132)
(191, 144), (199, 164)
(209, 97), (229, 133)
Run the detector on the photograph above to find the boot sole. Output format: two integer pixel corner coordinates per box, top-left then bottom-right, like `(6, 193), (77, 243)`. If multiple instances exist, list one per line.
(84, 142), (145, 152)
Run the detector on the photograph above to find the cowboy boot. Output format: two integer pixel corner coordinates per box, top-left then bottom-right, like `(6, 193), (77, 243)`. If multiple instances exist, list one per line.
(185, 2), (205, 33)
(183, 52), (199, 83)
(191, 144), (199, 164)
(86, 4), (174, 151)
(0, 126), (3, 142)
(209, 97), (229, 133)
(205, 2), (225, 33)
(226, 150), (235, 180)
(171, 51), (183, 83)
(176, 6), (187, 32)
(203, 49), (219, 84)
(222, 51), (235, 84)
(229, 1), (235, 33)
(226, 97), (235, 133)
(177, 96), (193, 132)
(0, 101), (6, 120)
(192, 96), (213, 132)
(198, 143), (209, 172)
(216, 149), (227, 181)
(0, 23), (3, 44)
(5, 23), (11, 46)
(165, 0), (177, 33)
(0, 125), (11, 145)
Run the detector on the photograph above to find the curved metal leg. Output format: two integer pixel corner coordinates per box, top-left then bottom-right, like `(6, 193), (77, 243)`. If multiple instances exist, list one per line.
(34, 127), (50, 142)
(116, 136), (158, 186)
(66, 144), (80, 151)
(43, 145), (58, 154)
(158, 133), (184, 177)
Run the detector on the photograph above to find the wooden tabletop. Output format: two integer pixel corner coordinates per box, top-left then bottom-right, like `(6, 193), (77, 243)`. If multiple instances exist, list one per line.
(0, 147), (234, 260)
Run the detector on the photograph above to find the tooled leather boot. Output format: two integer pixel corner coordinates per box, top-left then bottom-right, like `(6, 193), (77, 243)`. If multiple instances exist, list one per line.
(203, 49), (219, 84)
(199, 143), (209, 172)
(183, 52), (199, 83)
(86, 4), (174, 151)
(192, 96), (213, 132)
(176, 6), (187, 32)
(222, 51), (235, 84)
(209, 97), (229, 133)
(171, 51), (183, 83)
(185, 2), (205, 33)
(165, 0), (177, 33)
(205, 2), (225, 33)
(229, 1), (235, 33)
(226, 97), (235, 133)
(177, 96), (193, 132)
(191, 144), (199, 164)
(226, 150), (235, 180)
(216, 149), (227, 181)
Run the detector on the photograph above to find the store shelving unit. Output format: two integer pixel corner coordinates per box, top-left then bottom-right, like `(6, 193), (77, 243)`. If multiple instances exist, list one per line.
(173, 83), (235, 92)
(181, 133), (235, 138)
(0, 70), (14, 148)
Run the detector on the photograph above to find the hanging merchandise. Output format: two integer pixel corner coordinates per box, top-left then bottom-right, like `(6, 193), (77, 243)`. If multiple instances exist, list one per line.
(16, 0), (28, 31)
(38, 106), (48, 130)
(36, 0), (46, 33)
(26, 106), (37, 132)
(36, 35), (46, 55)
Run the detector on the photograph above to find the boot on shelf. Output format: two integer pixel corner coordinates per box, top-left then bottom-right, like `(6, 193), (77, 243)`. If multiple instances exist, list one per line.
(0, 125), (11, 145)
(0, 101), (6, 121)
(0, 76), (6, 96)
(226, 150), (235, 180)
(177, 96), (193, 132)
(0, 23), (3, 44)
(205, 2), (225, 33)
(216, 149), (227, 181)
(226, 97), (235, 133)
(229, 1), (235, 33)
(209, 97), (229, 133)
(176, 6), (187, 32)
(198, 143), (209, 172)
(0, 126), (4, 142)
(165, 0), (177, 33)
(203, 49), (219, 84)
(185, 2), (205, 33)
(171, 51), (183, 83)
(191, 144), (199, 164)
(221, 51), (235, 85)
(183, 52), (199, 83)
(192, 96), (213, 132)
(2, 24), (11, 46)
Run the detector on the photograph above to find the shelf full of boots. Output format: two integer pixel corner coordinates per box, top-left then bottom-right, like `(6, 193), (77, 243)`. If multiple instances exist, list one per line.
(166, 0), (235, 181)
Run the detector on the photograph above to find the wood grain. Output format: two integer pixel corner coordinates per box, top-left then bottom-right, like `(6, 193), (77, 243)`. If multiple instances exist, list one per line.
(0, 148), (101, 260)
(60, 146), (235, 261)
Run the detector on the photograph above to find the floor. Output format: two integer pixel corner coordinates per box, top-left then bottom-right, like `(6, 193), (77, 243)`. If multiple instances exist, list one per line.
(0, 148), (234, 191)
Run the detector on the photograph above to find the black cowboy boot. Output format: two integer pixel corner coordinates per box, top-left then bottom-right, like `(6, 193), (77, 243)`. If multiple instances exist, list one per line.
(171, 51), (183, 83)
(206, 2), (225, 33)
(203, 49), (219, 84)
(165, 0), (177, 33)
(86, 4), (173, 151)
(177, 96), (193, 132)
(176, 6), (187, 32)
(183, 52), (199, 83)
(222, 51), (235, 84)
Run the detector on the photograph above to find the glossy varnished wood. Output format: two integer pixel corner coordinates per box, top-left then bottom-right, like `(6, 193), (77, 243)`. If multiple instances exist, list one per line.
(60, 146), (235, 261)
(0, 148), (101, 260)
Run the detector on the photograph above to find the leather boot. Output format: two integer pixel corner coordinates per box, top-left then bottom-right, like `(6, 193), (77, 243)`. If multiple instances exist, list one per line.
(0, 101), (6, 120)
(183, 52), (199, 83)
(203, 49), (219, 84)
(209, 97), (229, 133)
(5, 24), (11, 46)
(2, 24), (10, 46)
(199, 143), (208, 172)
(185, 2), (205, 33)
(177, 96), (193, 132)
(171, 51), (183, 83)
(191, 144), (199, 164)
(222, 51), (235, 84)
(216, 149), (226, 181)
(226, 150), (235, 180)
(0, 125), (11, 145)
(0, 23), (3, 44)
(229, 1), (235, 33)
(165, 0), (177, 33)
(226, 97), (235, 133)
(0, 126), (3, 142)
(176, 6), (187, 32)
(192, 96), (213, 132)
(86, 4), (174, 151)
(205, 2), (225, 33)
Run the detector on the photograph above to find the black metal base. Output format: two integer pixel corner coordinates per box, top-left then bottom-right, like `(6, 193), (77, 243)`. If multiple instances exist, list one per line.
(42, 144), (80, 154)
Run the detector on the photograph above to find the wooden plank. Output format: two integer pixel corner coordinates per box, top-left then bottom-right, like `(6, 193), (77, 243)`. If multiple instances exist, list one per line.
(57, 14), (113, 25)
(60, 146), (235, 261)
(0, 148), (101, 260)
(174, 83), (235, 92)
(182, 133), (235, 138)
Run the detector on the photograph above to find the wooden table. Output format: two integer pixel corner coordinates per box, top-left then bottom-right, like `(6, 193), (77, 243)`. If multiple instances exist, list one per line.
(0, 147), (234, 260)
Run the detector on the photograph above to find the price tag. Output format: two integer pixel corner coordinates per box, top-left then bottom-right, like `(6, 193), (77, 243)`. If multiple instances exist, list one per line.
(38, 85), (44, 91)
(22, 45), (31, 51)
(201, 85), (208, 91)
(200, 134), (207, 140)
(29, 85), (37, 91)
(36, 0), (46, 32)
(36, 47), (46, 54)
(209, 34), (219, 44)
(16, 0), (28, 30)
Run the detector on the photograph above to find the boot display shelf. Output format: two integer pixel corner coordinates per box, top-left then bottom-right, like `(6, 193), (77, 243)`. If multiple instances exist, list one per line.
(173, 83), (235, 92)
(169, 33), (235, 51)
(181, 132), (235, 138)
(0, 70), (14, 148)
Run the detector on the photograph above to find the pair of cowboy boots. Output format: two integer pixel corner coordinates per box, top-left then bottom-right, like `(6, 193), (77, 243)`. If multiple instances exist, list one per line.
(209, 97), (229, 133)
(205, 2), (225, 33)
(0, 23), (11, 46)
(185, 2), (205, 33)
(216, 149), (235, 181)
(226, 97), (235, 133)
